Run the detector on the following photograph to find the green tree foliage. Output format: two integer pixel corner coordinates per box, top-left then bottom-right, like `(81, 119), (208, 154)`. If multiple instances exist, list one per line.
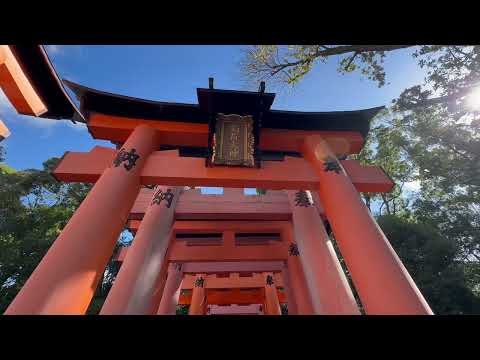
(329, 215), (480, 314)
(352, 110), (415, 216)
(0, 153), (127, 313)
(176, 304), (189, 315)
(241, 45), (412, 87)
(378, 215), (480, 314)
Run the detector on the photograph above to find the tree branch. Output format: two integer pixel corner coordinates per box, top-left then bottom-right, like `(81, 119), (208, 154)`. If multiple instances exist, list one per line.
(265, 45), (413, 77)
(344, 51), (359, 69)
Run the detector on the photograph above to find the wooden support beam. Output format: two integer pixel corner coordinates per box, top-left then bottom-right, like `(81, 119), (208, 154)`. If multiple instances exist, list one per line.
(0, 119), (11, 141)
(169, 239), (288, 262)
(0, 45), (47, 116)
(208, 304), (262, 315)
(179, 288), (287, 305)
(87, 113), (365, 154)
(128, 187), (292, 221)
(53, 146), (394, 192)
(168, 220), (291, 263)
(182, 261), (284, 274)
(181, 273), (284, 289)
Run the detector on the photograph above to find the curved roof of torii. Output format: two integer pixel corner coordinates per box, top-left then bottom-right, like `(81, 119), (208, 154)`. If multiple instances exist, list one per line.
(7, 45), (84, 122)
(65, 79), (384, 139)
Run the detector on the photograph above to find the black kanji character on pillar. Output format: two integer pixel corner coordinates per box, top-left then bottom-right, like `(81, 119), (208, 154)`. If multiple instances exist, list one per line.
(323, 156), (342, 174)
(266, 275), (274, 286)
(288, 243), (300, 256)
(151, 188), (175, 208)
(113, 148), (140, 171)
(295, 190), (313, 207)
(195, 277), (205, 288)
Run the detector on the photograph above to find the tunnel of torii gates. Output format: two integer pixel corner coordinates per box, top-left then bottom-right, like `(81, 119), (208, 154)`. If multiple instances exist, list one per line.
(0, 45), (434, 315)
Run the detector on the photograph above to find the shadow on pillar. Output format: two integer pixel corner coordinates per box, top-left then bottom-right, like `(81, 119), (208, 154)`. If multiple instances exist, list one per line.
(327, 230), (366, 315)
(85, 237), (130, 315)
(321, 218), (365, 314)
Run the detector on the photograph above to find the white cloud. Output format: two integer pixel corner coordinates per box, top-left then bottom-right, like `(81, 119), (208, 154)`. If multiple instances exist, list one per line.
(20, 115), (59, 129)
(0, 91), (57, 130)
(45, 45), (64, 56)
(44, 45), (88, 61)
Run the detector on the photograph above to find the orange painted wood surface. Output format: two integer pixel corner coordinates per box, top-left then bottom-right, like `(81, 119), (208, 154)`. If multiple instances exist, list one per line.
(181, 273), (284, 289)
(168, 222), (291, 262)
(121, 220), (292, 262)
(89, 113), (209, 147)
(182, 261), (284, 274)
(260, 128), (364, 154)
(208, 304), (262, 315)
(302, 135), (433, 315)
(129, 187), (292, 221)
(179, 289), (287, 305)
(88, 113), (365, 154)
(4, 125), (159, 315)
(0, 119), (10, 140)
(0, 45), (47, 116)
(53, 147), (394, 192)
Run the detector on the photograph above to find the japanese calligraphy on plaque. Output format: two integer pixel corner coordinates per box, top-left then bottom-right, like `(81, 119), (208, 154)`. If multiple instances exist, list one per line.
(211, 113), (255, 167)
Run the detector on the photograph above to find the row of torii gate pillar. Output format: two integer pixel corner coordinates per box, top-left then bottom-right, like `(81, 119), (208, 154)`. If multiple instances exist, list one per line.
(0, 45), (433, 315)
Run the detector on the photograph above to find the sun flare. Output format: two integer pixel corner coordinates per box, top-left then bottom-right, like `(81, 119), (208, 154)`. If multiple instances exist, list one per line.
(466, 86), (480, 110)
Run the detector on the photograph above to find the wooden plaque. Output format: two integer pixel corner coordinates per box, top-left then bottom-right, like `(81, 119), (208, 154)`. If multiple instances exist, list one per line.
(211, 113), (255, 167)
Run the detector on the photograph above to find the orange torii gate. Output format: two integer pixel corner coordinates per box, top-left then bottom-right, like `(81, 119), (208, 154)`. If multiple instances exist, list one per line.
(0, 45), (433, 315)
(0, 119), (10, 142)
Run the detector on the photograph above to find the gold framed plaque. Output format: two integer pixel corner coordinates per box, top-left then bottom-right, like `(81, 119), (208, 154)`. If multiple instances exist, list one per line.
(211, 113), (255, 167)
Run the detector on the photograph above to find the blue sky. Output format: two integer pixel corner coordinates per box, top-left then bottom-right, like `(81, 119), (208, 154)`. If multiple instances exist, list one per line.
(0, 45), (426, 177)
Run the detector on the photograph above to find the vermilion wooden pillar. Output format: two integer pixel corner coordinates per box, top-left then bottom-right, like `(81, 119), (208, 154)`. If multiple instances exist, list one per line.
(189, 274), (207, 315)
(283, 226), (315, 314)
(287, 190), (360, 315)
(288, 260), (316, 315)
(285, 259), (315, 315)
(157, 263), (184, 315)
(280, 263), (298, 315)
(302, 135), (433, 315)
(147, 258), (170, 314)
(263, 272), (282, 315)
(5, 125), (159, 315)
(101, 185), (182, 314)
